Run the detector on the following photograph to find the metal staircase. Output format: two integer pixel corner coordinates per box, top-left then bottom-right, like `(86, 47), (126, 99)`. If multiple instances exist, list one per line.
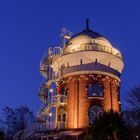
(37, 46), (65, 123)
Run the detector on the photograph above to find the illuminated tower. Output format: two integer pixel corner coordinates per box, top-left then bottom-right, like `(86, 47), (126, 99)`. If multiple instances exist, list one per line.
(38, 20), (124, 130)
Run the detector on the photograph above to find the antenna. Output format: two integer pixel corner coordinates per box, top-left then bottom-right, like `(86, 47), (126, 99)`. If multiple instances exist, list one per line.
(86, 18), (89, 30)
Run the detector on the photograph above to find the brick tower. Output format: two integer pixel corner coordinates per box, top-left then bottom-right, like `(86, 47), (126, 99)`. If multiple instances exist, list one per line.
(38, 21), (124, 130)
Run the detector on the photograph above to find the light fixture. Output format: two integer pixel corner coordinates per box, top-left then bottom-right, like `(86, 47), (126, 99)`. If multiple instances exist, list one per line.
(49, 88), (53, 93)
(49, 112), (52, 117)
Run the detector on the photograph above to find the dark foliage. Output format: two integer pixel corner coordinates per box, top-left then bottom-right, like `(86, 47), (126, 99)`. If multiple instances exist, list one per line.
(123, 86), (140, 139)
(0, 131), (4, 140)
(125, 86), (140, 125)
(87, 110), (132, 140)
(2, 106), (35, 140)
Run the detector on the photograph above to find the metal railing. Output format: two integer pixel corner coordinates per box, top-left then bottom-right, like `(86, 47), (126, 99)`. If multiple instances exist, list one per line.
(13, 122), (55, 140)
(60, 62), (121, 78)
(51, 95), (67, 104)
(37, 95), (67, 118)
(63, 43), (123, 59)
(13, 121), (68, 140)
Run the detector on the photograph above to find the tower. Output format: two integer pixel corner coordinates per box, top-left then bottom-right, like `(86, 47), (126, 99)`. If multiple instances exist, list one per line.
(38, 21), (124, 130)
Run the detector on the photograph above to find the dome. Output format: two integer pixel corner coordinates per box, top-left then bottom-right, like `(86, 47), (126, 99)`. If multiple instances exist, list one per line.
(66, 29), (111, 45)
(63, 29), (122, 59)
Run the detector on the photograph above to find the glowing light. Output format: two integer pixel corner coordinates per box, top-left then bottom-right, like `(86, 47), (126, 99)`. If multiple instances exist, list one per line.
(49, 112), (52, 117)
(64, 35), (71, 39)
(49, 88), (53, 93)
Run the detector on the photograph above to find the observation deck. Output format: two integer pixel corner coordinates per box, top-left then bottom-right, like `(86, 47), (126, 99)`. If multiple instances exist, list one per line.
(63, 42), (123, 60)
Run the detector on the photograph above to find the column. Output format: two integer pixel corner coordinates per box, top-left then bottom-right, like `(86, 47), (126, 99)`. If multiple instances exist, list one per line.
(111, 80), (120, 112)
(78, 75), (89, 128)
(102, 77), (112, 112)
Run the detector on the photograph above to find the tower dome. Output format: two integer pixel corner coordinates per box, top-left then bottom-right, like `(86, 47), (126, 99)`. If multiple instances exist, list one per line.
(63, 29), (122, 59)
(67, 29), (107, 43)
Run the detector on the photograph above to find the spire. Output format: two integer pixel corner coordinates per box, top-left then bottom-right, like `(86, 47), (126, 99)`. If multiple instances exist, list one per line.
(86, 18), (89, 30)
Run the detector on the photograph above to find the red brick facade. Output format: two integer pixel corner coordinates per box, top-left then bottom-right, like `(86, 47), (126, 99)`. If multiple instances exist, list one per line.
(55, 74), (120, 129)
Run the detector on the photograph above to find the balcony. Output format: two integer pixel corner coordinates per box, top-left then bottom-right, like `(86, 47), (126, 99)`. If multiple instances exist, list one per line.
(51, 95), (67, 104)
(60, 62), (121, 78)
(63, 42), (122, 59)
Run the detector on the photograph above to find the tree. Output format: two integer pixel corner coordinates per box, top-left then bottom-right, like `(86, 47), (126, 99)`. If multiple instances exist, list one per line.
(88, 110), (131, 140)
(2, 106), (15, 139)
(0, 131), (4, 140)
(125, 86), (140, 126)
(2, 106), (35, 140)
(123, 86), (140, 139)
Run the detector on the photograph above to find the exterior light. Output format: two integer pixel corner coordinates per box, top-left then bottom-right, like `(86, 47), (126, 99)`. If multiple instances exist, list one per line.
(49, 88), (53, 93)
(49, 112), (52, 117)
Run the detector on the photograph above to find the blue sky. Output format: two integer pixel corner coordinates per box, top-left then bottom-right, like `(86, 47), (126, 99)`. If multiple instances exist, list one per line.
(0, 0), (140, 115)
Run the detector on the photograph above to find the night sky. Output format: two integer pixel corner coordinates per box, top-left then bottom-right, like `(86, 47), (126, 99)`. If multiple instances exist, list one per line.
(0, 0), (140, 115)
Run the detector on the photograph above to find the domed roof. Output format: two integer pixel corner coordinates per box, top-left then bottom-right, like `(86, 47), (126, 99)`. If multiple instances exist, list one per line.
(65, 29), (111, 46)
(63, 29), (122, 59)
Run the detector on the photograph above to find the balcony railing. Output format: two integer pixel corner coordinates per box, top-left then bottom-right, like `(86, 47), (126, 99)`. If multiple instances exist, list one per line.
(13, 122), (55, 140)
(63, 43), (123, 59)
(51, 95), (67, 104)
(60, 62), (120, 78)
(38, 95), (67, 117)
(13, 121), (68, 140)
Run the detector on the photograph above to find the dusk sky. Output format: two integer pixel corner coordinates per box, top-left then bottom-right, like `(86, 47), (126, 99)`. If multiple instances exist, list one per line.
(0, 0), (140, 115)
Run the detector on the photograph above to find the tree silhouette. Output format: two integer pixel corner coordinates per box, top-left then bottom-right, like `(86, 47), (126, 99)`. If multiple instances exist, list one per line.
(2, 106), (35, 140)
(0, 131), (4, 140)
(88, 110), (131, 140)
(124, 86), (140, 139)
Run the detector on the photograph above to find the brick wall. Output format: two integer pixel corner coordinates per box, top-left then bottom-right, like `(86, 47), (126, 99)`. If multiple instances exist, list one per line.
(56, 74), (120, 129)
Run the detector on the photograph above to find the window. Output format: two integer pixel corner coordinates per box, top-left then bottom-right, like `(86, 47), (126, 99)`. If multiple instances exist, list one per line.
(61, 87), (65, 95)
(95, 58), (98, 65)
(58, 109), (67, 129)
(88, 106), (103, 125)
(58, 114), (61, 121)
(87, 81), (104, 97)
(92, 81), (103, 96)
(80, 59), (83, 66)
(87, 84), (93, 96)
(62, 113), (66, 122)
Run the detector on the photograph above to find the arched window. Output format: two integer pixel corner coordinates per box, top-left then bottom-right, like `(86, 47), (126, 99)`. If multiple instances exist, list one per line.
(58, 109), (67, 129)
(88, 109), (96, 125)
(61, 87), (65, 95)
(87, 81), (104, 97)
(58, 114), (61, 122)
(88, 106), (103, 125)
(92, 81), (103, 96)
(87, 84), (93, 96)
(62, 113), (66, 122)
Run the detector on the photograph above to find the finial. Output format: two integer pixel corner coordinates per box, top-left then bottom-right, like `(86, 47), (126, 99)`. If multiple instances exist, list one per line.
(86, 18), (89, 30)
